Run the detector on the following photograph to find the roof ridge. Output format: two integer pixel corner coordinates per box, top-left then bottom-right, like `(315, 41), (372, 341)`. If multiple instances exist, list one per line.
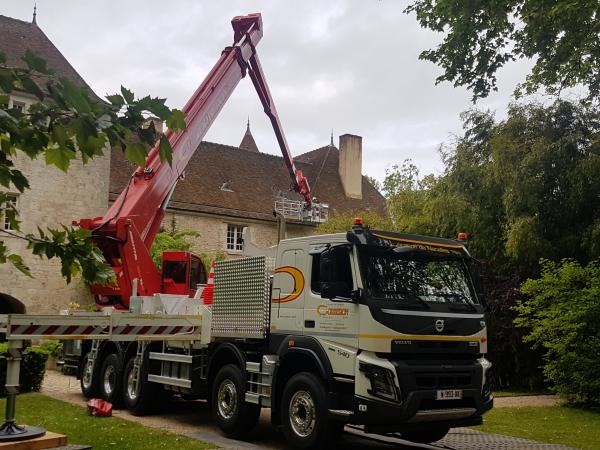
(201, 140), (317, 164)
(0, 14), (37, 26)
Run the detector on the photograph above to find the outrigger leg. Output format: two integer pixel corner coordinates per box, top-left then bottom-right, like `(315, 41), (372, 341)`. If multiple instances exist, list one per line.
(0, 340), (46, 442)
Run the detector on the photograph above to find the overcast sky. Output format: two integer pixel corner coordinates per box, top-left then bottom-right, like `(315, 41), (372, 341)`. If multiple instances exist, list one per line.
(3, 1), (533, 182)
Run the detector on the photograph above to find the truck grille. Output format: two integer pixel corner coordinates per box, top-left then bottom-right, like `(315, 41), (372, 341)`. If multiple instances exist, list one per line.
(415, 372), (473, 388)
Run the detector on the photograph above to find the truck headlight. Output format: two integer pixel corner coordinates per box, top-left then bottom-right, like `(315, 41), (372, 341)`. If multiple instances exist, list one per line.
(359, 362), (400, 402)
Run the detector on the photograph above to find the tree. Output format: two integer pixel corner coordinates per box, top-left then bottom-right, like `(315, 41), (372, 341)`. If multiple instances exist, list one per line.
(316, 210), (393, 234)
(516, 259), (600, 405)
(0, 51), (185, 283)
(150, 217), (199, 269)
(405, 0), (600, 101)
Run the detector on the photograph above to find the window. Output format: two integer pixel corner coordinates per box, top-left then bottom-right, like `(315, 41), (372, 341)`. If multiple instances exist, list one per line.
(189, 257), (207, 288)
(11, 101), (26, 112)
(311, 246), (353, 297)
(162, 260), (187, 284)
(226, 224), (244, 251)
(1, 194), (18, 231)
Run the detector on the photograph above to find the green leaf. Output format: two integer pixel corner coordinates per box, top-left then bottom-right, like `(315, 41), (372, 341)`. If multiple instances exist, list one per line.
(136, 96), (171, 120)
(45, 146), (76, 172)
(124, 143), (147, 166)
(4, 208), (20, 232)
(0, 95), (8, 105)
(7, 254), (31, 277)
(166, 109), (186, 131)
(121, 86), (134, 104)
(22, 50), (53, 75)
(60, 78), (91, 114)
(0, 69), (15, 93)
(158, 135), (173, 166)
(106, 94), (124, 107)
(20, 76), (45, 100)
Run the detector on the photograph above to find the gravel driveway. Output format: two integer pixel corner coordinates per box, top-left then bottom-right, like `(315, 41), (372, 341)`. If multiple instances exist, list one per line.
(40, 370), (572, 450)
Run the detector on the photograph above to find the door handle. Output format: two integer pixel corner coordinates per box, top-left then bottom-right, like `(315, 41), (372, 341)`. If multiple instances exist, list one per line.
(304, 320), (315, 328)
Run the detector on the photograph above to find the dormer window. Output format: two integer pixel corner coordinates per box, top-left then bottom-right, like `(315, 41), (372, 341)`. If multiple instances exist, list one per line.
(220, 181), (234, 192)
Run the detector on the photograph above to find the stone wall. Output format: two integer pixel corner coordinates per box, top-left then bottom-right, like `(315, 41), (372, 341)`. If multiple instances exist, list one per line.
(0, 93), (111, 313)
(163, 211), (315, 260)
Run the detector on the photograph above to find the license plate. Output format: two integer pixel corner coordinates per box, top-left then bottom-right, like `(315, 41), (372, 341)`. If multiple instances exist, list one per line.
(436, 389), (463, 400)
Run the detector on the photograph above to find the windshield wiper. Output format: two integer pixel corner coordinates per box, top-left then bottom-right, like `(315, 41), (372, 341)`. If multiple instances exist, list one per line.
(376, 291), (430, 309)
(445, 294), (478, 312)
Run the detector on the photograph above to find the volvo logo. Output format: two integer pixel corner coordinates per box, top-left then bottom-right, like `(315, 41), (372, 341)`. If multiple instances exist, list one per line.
(435, 319), (445, 333)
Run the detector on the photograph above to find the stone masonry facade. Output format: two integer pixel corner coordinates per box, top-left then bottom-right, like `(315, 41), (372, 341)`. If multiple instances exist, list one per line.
(0, 93), (111, 314)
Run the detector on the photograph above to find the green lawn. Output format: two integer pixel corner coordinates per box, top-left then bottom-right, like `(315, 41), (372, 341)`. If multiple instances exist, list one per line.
(0, 393), (214, 450)
(493, 389), (552, 397)
(474, 405), (600, 450)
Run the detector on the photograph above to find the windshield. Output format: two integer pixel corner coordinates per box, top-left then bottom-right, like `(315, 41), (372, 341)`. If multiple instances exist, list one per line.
(359, 247), (478, 306)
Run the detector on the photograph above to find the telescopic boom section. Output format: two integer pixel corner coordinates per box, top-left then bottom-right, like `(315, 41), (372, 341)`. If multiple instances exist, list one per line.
(78, 13), (310, 307)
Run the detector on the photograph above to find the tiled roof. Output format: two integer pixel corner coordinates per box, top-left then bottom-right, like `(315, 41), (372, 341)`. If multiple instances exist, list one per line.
(0, 14), (97, 98)
(109, 141), (386, 223)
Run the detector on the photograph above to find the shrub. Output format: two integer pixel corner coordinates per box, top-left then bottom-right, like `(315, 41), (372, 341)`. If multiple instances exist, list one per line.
(0, 344), (49, 396)
(515, 259), (600, 405)
(40, 341), (63, 359)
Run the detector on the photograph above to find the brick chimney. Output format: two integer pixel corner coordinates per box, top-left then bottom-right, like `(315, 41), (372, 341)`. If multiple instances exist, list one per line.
(338, 134), (362, 199)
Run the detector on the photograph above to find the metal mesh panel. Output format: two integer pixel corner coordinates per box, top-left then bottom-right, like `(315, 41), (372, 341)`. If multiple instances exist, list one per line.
(211, 256), (270, 339)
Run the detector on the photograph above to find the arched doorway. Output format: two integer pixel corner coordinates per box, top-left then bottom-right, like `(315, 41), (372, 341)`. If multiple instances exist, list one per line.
(0, 293), (26, 314)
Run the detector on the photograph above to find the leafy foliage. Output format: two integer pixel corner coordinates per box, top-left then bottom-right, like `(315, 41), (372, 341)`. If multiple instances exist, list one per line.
(0, 344), (48, 395)
(405, 0), (600, 101)
(0, 51), (186, 284)
(150, 217), (199, 269)
(316, 210), (393, 234)
(374, 99), (600, 389)
(515, 259), (600, 405)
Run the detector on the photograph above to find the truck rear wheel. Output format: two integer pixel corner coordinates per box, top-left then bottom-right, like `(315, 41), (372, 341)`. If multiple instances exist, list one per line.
(281, 372), (342, 449)
(122, 356), (158, 416)
(401, 427), (450, 444)
(80, 351), (99, 399)
(211, 364), (260, 438)
(99, 353), (123, 408)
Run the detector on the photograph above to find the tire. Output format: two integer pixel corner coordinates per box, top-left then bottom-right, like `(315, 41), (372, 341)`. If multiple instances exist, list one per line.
(211, 364), (261, 438)
(281, 372), (342, 450)
(79, 351), (99, 399)
(99, 353), (124, 408)
(122, 356), (159, 416)
(401, 428), (450, 444)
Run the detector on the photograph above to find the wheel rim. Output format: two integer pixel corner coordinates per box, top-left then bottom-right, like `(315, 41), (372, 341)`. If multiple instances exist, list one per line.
(82, 359), (93, 390)
(127, 365), (138, 401)
(289, 390), (316, 438)
(103, 365), (115, 395)
(217, 379), (237, 420)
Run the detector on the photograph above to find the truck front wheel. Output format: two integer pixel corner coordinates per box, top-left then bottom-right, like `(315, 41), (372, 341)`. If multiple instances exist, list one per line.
(211, 364), (260, 438)
(281, 372), (342, 449)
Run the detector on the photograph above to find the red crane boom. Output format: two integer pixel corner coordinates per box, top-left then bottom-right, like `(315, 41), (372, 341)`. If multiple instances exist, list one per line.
(79, 13), (311, 308)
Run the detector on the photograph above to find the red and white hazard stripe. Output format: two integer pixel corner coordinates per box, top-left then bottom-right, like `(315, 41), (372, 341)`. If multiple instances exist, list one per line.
(201, 261), (216, 305)
(112, 325), (196, 336)
(9, 324), (107, 336)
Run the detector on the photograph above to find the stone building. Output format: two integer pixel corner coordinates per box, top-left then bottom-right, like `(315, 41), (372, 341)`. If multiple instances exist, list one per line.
(0, 14), (111, 314)
(0, 13), (386, 314)
(110, 129), (386, 260)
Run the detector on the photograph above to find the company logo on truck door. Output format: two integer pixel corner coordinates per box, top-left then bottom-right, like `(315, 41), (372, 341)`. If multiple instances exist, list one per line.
(317, 305), (349, 317)
(273, 266), (304, 303)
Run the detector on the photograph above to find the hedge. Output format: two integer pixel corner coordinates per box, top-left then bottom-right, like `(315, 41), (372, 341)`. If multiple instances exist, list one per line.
(0, 343), (48, 396)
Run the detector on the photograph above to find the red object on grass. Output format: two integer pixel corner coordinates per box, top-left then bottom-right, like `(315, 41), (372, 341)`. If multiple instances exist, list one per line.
(87, 399), (112, 417)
